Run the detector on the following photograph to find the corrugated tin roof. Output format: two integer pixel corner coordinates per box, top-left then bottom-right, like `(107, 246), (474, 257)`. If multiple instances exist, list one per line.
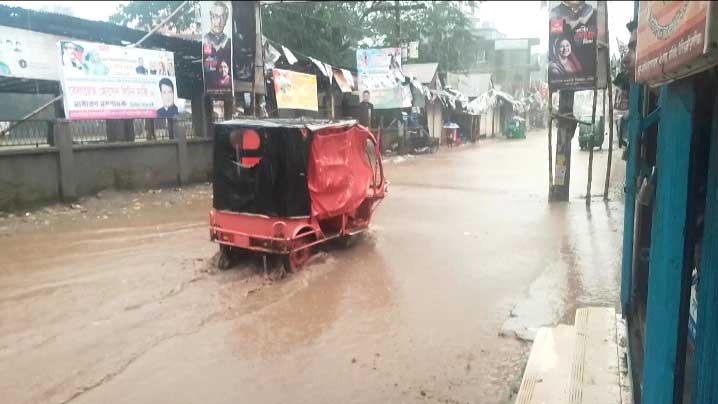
(402, 63), (439, 85)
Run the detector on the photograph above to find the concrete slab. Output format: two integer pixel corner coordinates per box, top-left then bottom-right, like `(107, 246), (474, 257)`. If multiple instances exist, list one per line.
(515, 324), (576, 404)
(569, 307), (621, 404)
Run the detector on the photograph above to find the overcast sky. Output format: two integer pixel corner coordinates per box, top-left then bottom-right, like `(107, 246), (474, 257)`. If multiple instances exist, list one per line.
(4, 0), (635, 56)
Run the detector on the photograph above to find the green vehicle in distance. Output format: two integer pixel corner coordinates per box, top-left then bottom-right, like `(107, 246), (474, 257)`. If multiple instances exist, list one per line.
(578, 115), (605, 150)
(505, 116), (527, 139)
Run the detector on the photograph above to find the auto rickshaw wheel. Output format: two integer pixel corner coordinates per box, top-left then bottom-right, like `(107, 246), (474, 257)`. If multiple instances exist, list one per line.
(217, 245), (234, 270)
(335, 234), (352, 249)
(282, 233), (315, 273)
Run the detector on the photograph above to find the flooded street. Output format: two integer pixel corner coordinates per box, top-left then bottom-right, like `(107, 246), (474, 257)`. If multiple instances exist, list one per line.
(0, 131), (625, 404)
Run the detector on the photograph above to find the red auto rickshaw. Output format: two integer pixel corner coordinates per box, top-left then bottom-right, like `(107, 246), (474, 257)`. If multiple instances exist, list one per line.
(209, 119), (387, 273)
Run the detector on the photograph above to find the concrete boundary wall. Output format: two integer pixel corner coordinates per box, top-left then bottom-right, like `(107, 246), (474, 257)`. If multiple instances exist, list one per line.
(0, 120), (213, 211)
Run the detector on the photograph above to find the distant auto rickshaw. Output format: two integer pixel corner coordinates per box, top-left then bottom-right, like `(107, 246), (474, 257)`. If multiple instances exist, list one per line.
(505, 116), (527, 139)
(209, 119), (388, 274)
(578, 115), (605, 150)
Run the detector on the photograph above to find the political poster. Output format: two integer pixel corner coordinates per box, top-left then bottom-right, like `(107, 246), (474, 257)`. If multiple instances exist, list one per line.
(59, 40), (177, 120)
(233, 0), (256, 84)
(0, 26), (66, 81)
(272, 68), (318, 111)
(636, 1), (718, 86)
(548, 1), (598, 91)
(202, 1), (233, 96)
(356, 48), (405, 109)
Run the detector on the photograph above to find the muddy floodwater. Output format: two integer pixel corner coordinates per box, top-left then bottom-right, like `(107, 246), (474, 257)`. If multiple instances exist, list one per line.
(0, 131), (625, 404)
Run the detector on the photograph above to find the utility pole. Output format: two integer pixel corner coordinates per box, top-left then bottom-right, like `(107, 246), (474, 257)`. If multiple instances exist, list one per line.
(550, 90), (577, 201)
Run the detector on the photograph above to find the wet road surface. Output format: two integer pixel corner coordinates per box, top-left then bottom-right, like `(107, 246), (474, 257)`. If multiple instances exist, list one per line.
(0, 131), (625, 404)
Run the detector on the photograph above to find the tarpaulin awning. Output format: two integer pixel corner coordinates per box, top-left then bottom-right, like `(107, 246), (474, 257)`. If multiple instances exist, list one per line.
(341, 69), (355, 89)
(282, 45), (298, 65)
(333, 69), (353, 93)
(307, 125), (374, 220)
(468, 89), (527, 114)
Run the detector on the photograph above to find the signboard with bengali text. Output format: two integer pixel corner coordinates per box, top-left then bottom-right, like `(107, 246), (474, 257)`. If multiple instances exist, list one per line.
(636, 1), (718, 85)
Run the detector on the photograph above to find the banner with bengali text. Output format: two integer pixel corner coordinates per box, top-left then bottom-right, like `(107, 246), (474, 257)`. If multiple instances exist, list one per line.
(59, 40), (177, 120)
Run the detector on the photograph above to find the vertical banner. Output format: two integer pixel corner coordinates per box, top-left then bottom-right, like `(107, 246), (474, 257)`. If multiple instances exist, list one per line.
(636, 1), (718, 86)
(202, 1), (233, 96)
(232, 0), (256, 83)
(356, 48), (404, 109)
(272, 68), (318, 111)
(548, 1), (598, 91)
(596, 1), (609, 89)
(58, 40), (177, 120)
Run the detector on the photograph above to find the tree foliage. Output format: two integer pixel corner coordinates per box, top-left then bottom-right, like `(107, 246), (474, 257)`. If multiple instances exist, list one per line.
(263, 1), (480, 72)
(365, 1), (480, 72)
(109, 1), (200, 32)
(261, 2), (371, 70)
(109, 1), (480, 72)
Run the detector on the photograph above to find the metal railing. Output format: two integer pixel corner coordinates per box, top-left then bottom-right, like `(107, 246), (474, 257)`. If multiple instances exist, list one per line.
(72, 120), (108, 144)
(0, 118), (196, 148)
(0, 120), (51, 148)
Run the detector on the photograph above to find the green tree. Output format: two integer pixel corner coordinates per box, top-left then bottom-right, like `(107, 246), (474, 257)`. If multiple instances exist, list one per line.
(109, 1), (480, 72)
(262, 1), (480, 72)
(366, 1), (480, 72)
(109, 1), (200, 32)
(261, 1), (372, 69)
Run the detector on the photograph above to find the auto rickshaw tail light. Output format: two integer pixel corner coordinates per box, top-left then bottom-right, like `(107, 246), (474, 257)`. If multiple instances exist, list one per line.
(241, 129), (261, 167)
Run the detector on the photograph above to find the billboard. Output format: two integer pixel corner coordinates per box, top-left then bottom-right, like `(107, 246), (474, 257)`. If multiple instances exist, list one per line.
(636, 1), (718, 86)
(548, 1), (598, 91)
(356, 48), (404, 109)
(59, 40), (177, 120)
(272, 68), (318, 111)
(202, 1), (233, 96)
(0, 26), (66, 81)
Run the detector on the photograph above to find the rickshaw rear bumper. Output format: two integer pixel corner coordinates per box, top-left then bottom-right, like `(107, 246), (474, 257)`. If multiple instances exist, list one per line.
(209, 210), (321, 254)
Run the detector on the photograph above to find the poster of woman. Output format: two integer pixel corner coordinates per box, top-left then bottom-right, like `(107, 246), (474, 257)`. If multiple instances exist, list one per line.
(548, 1), (598, 91)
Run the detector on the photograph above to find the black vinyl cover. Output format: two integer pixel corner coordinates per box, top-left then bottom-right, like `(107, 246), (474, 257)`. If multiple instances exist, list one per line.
(212, 124), (312, 217)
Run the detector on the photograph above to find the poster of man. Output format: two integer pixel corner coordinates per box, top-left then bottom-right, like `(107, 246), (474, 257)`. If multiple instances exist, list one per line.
(157, 78), (179, 119)
(202, 1), (233, 96)
(548, 1), (598, 91)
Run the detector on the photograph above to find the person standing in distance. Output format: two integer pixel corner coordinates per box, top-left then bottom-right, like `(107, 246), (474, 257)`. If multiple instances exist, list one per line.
(359, 90), (373, 128)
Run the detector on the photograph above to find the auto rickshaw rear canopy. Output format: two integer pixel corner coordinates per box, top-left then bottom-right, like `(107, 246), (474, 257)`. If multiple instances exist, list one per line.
(216, 118), (360, 132)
